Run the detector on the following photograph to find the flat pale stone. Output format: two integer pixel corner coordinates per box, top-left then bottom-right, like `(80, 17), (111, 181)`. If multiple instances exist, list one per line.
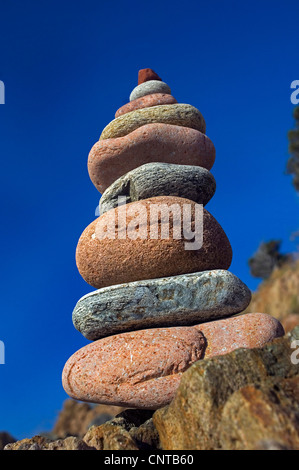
(88, 123), (215, 193)
(99, 163), (216, 214)
(62, 314), (284, 409)
(72, 270), (251, 341)
(130, 80), (171, 101)
(115, 93), (177, 118)
(99, 104), (206, 140)
(76, 196), (233, 289)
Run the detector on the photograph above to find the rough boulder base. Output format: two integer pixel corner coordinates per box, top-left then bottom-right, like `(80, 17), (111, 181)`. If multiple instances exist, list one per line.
(99, 104), (206, 140)
(282, 313), (299, 333)
(5, 409), (160, 451)
(0, 433), (16, 450)
(4, 435), (94, 451)
(153, 326), (298, 450)
(99, 163), (216, 213)
(82, 409), (160, 450)
(72, 270), (251, 340)
(75, 196), (233, 289)
(115, 93), (177, 118)
(89, 124), (215, 193)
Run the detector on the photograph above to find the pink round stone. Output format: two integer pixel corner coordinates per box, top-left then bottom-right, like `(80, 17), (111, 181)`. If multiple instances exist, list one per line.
(115, 94), (177, 118)
(197, 312), (285, 358)
(88, 123), (216, 193)
(62, 313), (284, 409)
(62, 327), (206, 409)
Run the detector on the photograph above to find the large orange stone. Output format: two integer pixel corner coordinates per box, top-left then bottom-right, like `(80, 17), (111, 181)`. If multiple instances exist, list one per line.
(75, 196), (232, 289)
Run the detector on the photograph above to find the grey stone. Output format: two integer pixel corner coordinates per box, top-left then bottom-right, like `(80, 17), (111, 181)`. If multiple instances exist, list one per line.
(72, 270), (252, 341)
(99, 163), (216, 214)
(130, 80), (171, 102)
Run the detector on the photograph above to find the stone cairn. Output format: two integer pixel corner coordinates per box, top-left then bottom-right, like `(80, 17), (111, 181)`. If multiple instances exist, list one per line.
(62, 69), (284, 409)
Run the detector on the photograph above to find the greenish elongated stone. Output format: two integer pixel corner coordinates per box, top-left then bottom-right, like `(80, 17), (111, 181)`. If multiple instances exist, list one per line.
(72, 270), (251, 341)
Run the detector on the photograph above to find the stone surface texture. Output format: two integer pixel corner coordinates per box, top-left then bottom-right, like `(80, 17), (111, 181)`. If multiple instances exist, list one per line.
(4, 435), (94, 451)
(243, 258), (299, 323)
(99, 104), (206, 140)
(72, 270), (251, 340)
(219, 377), (299, 450)
(115, 93), (177, 118)
(99, 163), (216, 213)
(5, 409), (160, 451)
(52, 399), (124, 439)
(63, 314), (283, 410)
(153, 327), (299, 450)
(62, 326), (206, 409)
(282, 313), (299, 333)
(76, 196), (233, 289)
(7, 326), (294, 450)
(130, 80), (171, 101)
(83, 423), (138, 451)
(0, 432), (16, 450)
(89, 124), (215, 193)
(197, 313), (284, 358)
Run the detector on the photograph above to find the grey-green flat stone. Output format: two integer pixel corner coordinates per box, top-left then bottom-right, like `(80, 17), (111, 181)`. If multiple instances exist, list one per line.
(99, 162), (216, 214)
(72, 270), (252, 341)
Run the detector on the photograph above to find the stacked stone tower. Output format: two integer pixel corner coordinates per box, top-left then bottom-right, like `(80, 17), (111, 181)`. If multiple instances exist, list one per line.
(62, 69), (284, 409)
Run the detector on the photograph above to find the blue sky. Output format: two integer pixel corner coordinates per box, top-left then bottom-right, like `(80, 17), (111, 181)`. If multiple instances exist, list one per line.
(0, 0), (299, 439)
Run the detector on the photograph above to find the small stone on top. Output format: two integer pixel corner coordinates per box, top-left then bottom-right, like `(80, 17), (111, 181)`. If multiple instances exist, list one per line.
(138, 68), (162, 84)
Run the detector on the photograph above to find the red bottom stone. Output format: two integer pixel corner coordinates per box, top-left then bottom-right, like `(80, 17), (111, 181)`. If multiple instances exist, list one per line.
(62, 313), (284, 409)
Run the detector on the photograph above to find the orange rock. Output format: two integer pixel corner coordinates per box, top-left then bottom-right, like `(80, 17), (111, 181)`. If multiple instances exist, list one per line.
(88, 123), (215, 193)
(62, 326), (206, 409)
(282, 314), (299, 333)
(115, 93), (177, 118)
(197, 313), (285, 358)
(75, 196), (232, 289)
(138, 68), (162, 84)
